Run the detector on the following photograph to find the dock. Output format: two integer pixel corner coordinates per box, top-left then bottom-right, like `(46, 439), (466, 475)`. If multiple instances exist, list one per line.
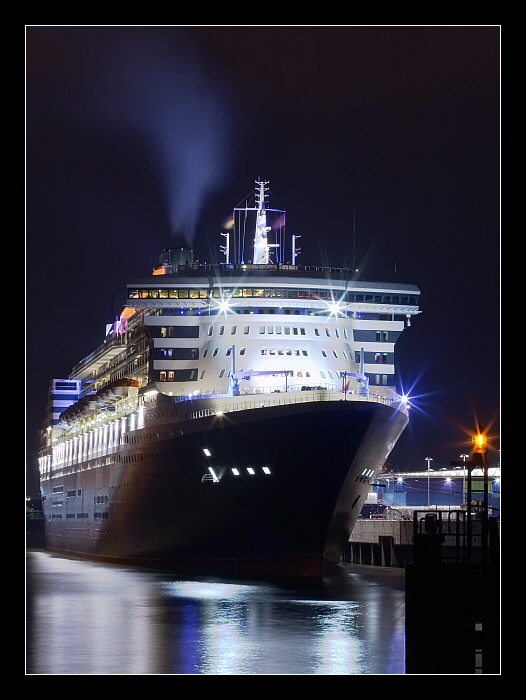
(350, 507), (501, 674)
(343, 506), (499, 568)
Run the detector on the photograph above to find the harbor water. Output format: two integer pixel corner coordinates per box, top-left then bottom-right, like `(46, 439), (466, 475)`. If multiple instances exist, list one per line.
(26, 549), (406, 675)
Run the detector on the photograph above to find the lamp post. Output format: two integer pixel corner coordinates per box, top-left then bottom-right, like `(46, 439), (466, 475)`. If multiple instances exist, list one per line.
(472, 432), (489, 566)
(460, 454), (469, 506)
(425, 457), (433, 507)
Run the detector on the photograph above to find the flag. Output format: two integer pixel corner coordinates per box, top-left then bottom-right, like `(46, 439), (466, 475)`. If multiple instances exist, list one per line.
(113, 316), (128, 335)
(271, 213), (285, 229)
(222, 214), (235, 230)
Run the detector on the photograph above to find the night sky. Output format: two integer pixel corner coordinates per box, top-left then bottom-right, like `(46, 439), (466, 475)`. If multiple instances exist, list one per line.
(25, 26), (500, 497)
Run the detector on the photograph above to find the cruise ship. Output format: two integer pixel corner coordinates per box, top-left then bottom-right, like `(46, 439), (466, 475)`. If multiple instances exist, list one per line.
(38, 181), (421, 579)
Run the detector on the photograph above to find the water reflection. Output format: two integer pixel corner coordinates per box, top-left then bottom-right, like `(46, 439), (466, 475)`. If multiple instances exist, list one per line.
(26, 551), (405, 674)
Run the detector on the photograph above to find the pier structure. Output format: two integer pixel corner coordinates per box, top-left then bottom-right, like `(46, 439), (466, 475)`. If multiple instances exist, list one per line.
(404, 433), (500, 674)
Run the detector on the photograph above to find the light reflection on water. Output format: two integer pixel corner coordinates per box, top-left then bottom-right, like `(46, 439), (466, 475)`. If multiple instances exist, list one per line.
(26, 551), (405, 675)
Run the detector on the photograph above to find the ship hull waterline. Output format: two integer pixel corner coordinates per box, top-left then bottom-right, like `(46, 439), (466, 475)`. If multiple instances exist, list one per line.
(41, 399), (408, 580)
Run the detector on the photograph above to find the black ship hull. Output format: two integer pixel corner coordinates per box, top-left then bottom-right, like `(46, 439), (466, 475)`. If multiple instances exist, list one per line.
(41, 399), (407, 579)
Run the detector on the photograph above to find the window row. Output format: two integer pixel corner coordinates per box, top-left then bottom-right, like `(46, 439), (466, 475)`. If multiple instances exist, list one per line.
(159, 348), (200, 360)
(204, 324), (312, 337)
(130, 287), (418, 305)
(157, 369), (392, 384)
(158, 324), (394, 341)
(157, 346), (391, 363)
(163, 325), (348, 337)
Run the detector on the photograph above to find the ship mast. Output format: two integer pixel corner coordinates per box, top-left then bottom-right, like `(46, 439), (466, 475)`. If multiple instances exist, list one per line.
(230, 180), (284, 265)
(253, 180), (271, 265)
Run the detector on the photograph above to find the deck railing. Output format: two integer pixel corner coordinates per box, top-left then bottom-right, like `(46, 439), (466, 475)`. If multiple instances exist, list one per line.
(186, 387), (406, 420)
